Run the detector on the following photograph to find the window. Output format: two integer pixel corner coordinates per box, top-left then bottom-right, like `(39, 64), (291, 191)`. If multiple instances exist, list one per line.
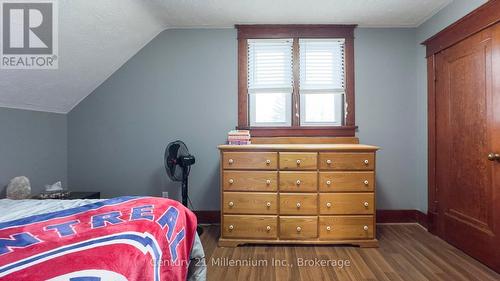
(299, 39), (345, 126)
(237, 25), (356, 137)
(248, 39), (293, 126)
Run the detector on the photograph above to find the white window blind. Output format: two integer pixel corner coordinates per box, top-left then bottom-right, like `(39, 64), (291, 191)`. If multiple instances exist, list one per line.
(299, 39), (345, 90)
(299, 39), (345, 126)
(247, 39), (293, 126)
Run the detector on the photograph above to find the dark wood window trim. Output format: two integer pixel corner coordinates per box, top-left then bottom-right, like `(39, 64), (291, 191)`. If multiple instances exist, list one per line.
(237, 24), (357, 137)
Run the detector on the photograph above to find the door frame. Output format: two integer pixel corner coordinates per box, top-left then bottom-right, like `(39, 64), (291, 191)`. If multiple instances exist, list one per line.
(423, 0), (500, 234)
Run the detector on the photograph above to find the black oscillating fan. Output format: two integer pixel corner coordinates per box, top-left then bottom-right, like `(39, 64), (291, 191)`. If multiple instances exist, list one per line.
(164, 141), (203, 235)
(165, 140), (195, 207)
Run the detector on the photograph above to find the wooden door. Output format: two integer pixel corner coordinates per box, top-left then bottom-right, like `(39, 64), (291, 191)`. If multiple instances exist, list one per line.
(434, 23), (500, 272)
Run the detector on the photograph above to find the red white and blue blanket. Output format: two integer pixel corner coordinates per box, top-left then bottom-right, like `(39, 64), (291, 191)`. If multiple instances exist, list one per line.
(0, 196), (198, 281)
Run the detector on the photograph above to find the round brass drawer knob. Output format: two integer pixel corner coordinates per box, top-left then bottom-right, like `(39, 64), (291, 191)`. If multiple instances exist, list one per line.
(266, 159), (271, 164)
(228, 159), (234, 164)
(326, 202), (332, 208)
(296, 202), (301, 208)
(363, 225), (369, 231)
(364, 159), (369, 165)
(228, 201), (234, 207)
(266, 179), (271, 185)
(364, 202), (369, 207)
(266, 202), (271, 207)
(296, 180), (301, 185)
(364, 180), (369, 185)
(228, 179), (234, 184)
(326, 226), (332, 231)
(296, 226), (302, 232)
(296, 159), (301, 165)
(266, 225), (271, 231)
(326, 159), (332, 165)
(326, 180), (332, 185)
(229, 225), (234, 230)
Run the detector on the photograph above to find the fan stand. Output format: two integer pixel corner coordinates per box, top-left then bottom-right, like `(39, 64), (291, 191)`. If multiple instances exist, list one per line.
(181, 167), (189, 207)
(182, 166), (203, 236)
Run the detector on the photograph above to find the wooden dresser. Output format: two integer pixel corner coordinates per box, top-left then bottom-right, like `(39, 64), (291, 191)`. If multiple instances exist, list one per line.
(218, 140), (379, 247)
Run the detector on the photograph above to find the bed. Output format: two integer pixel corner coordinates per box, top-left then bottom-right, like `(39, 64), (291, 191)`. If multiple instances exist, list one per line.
(0, 196), (206, 281)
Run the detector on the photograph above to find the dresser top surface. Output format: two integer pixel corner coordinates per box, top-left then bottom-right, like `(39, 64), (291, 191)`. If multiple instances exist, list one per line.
(218, 143), (379, 152)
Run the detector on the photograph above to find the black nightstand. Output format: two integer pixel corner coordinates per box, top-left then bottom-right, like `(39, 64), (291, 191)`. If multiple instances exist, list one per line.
(67, 191), (101, 199)
(32, 191), (101, 200)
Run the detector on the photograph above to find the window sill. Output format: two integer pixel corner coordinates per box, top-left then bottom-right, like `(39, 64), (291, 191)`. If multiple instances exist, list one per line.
(236, 126), (357, 137)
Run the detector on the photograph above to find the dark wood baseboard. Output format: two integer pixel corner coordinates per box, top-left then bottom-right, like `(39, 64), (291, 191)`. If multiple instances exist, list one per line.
(194, 211), (220, 224)
(377, 209), (428, 229)
(195, 209), (429, 228)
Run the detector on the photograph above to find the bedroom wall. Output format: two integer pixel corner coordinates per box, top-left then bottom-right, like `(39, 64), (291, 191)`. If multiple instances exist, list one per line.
(0, 1), (487, 212)
(68, 30), (237, 210)
(0, 108), (67, 197)
(355, 28), (418, 210)
(414, 0), (487, 212)
(68, 28), (419, 211)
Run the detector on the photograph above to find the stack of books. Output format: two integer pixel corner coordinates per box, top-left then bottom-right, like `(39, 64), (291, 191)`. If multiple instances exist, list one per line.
(227, 130), (251, 145)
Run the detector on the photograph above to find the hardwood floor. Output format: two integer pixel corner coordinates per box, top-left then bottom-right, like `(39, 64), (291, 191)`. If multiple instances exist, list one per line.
(198, 224), (500, 281)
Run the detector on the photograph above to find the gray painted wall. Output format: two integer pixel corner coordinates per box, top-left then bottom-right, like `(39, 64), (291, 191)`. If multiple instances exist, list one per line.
(413, 0), (487, 212)
(68, 30), (237, 210)
(355, 28), (418, 210)
(69, 28), (419, 210)
(0, 108), (67, 197)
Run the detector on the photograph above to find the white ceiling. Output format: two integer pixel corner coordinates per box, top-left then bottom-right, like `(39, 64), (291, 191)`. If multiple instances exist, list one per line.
(151, 0), (453, 28)
(0, 0), (452, 114)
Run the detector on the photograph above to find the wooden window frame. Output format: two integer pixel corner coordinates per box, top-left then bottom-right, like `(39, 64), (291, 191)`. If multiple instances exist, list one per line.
(237, 24), (357, 137)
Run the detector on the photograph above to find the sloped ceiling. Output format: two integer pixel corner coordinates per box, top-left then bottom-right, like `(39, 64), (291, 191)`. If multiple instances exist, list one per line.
(0, 0), (452, 113)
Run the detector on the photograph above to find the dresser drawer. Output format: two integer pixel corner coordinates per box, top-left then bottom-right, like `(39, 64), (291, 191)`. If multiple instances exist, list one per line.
(223, 215), (277, 239)
(280, 193), (318, 215)
(223, 171), (278, 191)
(279, 152), (317, 170)
(280, 216), (318, 239)
(319, 193), (374, 214)
(319, 216), (374, 239)
(279, 171), (317, 192)
(319, 153), (374, 170)
(223, 192), (277, 214)
(223, 152), (277, 170)
(319, 172), (374, 192)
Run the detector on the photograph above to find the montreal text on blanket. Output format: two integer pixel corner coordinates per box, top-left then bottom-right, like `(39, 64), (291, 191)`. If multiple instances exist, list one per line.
(0, 204), (185, 263)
